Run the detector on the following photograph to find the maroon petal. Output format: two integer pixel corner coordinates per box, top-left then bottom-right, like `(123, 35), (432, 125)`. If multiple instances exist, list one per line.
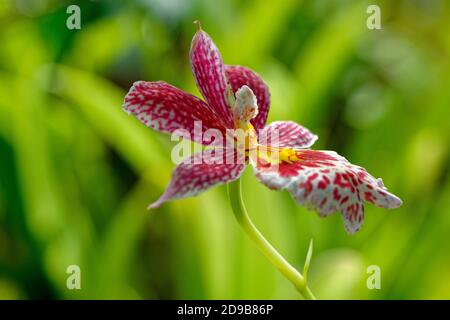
(149, 148), (246, 208)
(123, 81), (227, 145)
(252, 150), (402, 234)
(190, 28), (234, 128)
(258, 121), (318, 149)
(225, 65), (270, 129)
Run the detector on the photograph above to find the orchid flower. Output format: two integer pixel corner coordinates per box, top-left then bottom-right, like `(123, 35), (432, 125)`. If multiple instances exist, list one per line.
(122, 22), (402, 299)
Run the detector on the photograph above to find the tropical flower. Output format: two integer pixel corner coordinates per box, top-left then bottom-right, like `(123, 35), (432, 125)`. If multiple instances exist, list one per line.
(122, 22), (402, 234)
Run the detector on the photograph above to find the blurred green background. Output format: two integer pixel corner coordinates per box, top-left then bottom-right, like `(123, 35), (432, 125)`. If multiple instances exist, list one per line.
(0, 0), (449, 299)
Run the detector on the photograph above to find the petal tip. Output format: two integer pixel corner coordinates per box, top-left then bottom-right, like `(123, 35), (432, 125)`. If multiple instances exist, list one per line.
(193, 20), (202, 31)
(148, 198), (165, 209)
(344, 225), (360, 235)
(389, 195), (403, 209)
(378, 189), (403, 209)
(122, 80), (145, 113)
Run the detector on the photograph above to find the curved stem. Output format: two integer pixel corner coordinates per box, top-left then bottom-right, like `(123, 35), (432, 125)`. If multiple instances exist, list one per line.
(228, 178), (316, 300)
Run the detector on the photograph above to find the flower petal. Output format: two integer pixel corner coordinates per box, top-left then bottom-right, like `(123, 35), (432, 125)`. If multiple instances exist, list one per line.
(258, 121), (318, 148)
(123, 81), (227, 145)
(225, 65), (270, 129)
(149, 148), (246, 208)
(253, 150), (402, 234)
(190, 29), (234, 128)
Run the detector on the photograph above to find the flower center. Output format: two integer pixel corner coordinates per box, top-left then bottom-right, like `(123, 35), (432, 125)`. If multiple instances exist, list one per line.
(230, 85), (300, 165)
(250, 145), (301, 165)
(230, 85), (259, 150)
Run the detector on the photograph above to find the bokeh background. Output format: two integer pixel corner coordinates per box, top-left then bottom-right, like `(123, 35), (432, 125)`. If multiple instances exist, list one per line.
(0, 0), (449, 299)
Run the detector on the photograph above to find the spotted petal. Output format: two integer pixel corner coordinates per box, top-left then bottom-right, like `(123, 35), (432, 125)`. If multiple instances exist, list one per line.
(190, 28), (234, 128)
(258, 121), (318, 149)
(123, 81), (227, 146)
(225, 65), (270, 129)
(253, 150), (402, 234)
(149, 148), (245, 208)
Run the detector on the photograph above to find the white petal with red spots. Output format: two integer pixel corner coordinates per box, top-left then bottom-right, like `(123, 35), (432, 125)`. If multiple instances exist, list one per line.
(258, 121), (318, 149)
(253, 150), (402, 234)
(123, 81), (227, 145)
(149, 148), (245, 208)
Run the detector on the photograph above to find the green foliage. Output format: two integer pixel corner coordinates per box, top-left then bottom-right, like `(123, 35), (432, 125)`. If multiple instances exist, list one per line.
(0, 0), (449, 299)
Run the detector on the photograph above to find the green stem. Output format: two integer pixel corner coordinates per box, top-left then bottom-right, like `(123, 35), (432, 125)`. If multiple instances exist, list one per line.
(228, 178), (316, 300)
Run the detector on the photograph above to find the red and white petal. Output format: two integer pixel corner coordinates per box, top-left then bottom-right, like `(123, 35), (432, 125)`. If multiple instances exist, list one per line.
(225, 65), (270, 129)
(258, 121), (318, 149)
(360, 175), (404, 209)
(123, 81), (227, 146)
(190, 29), (234, 128)
(149, 148), (246, 208)
(253, 150), (402, 234)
